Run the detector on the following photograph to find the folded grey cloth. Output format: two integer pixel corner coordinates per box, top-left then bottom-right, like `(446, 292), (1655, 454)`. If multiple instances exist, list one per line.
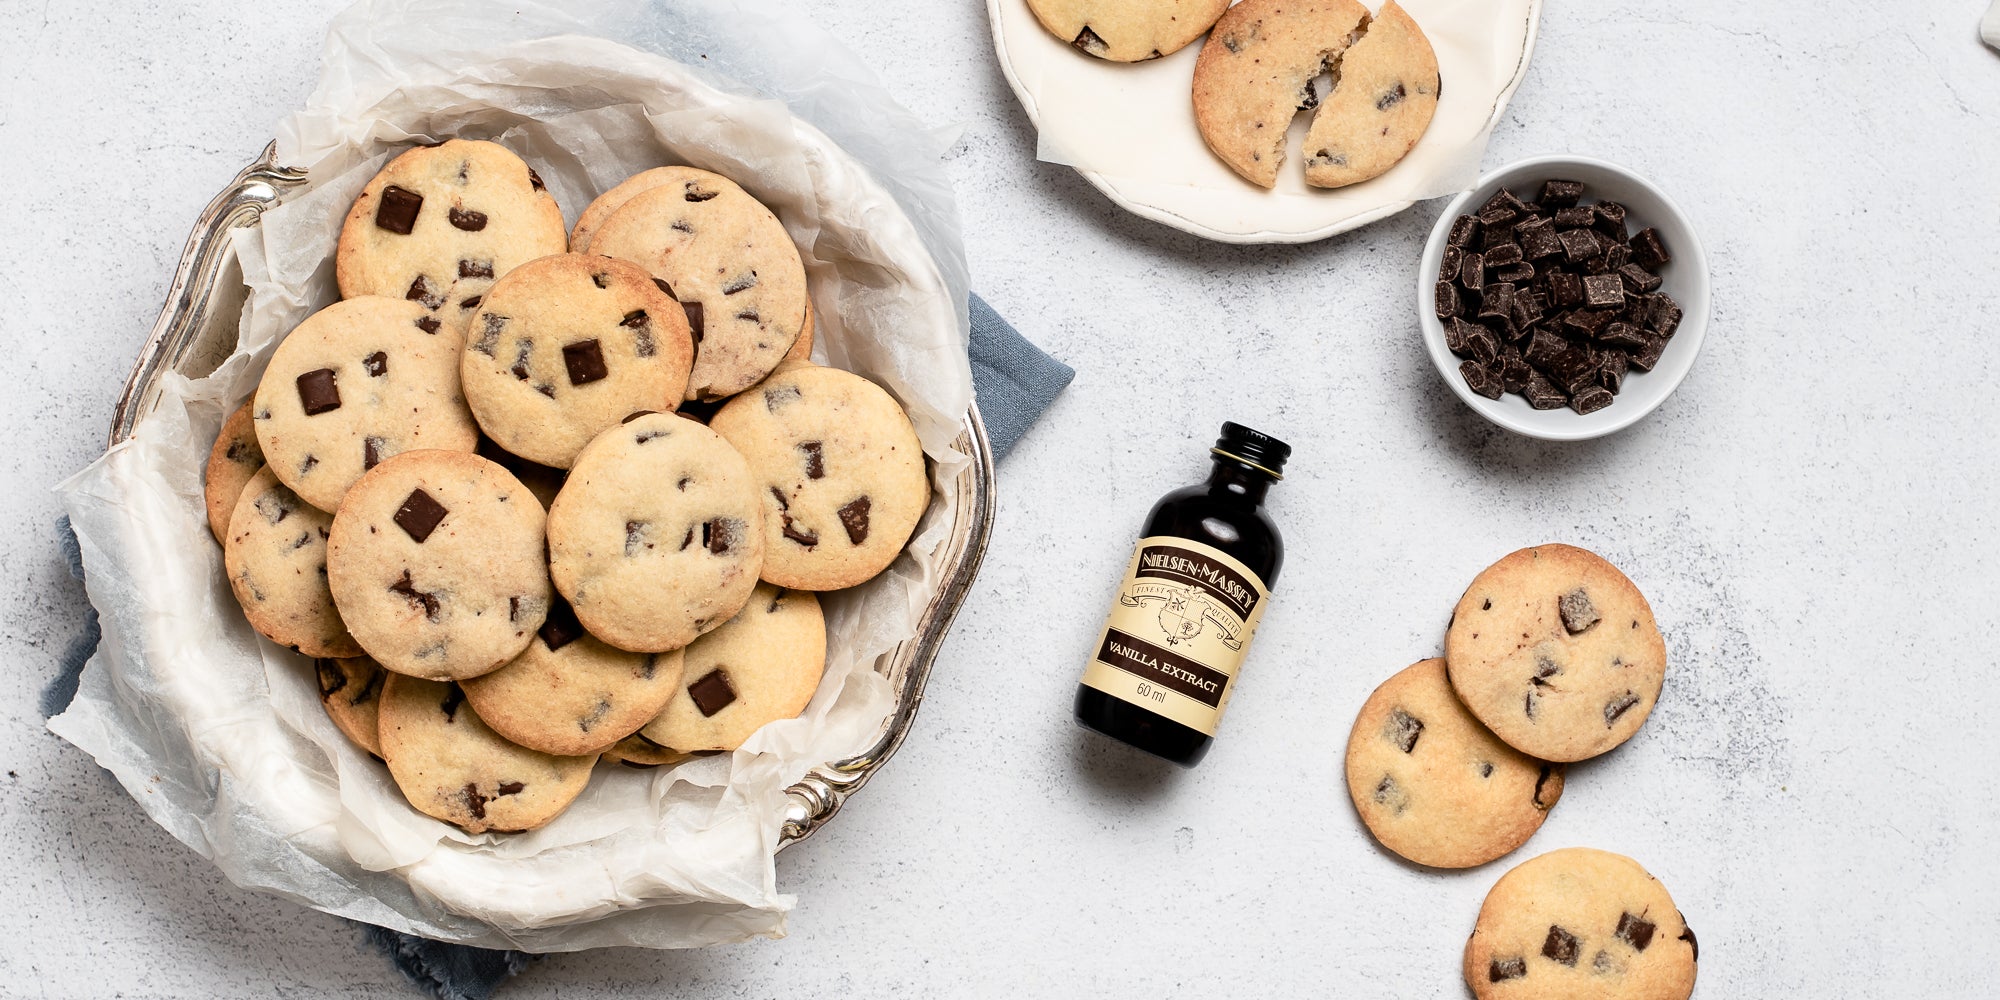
(45, 295), (1067, 998)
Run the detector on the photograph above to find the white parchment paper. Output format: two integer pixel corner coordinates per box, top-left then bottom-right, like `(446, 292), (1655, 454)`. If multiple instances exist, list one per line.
(50, 0), (972, 951)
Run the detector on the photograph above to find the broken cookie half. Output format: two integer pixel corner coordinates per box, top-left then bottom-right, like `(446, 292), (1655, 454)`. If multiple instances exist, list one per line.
(1192, 0), (1440, 189)
(1028, 0), (1231, 62)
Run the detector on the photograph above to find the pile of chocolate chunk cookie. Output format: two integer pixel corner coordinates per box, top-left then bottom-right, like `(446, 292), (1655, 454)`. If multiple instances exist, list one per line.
(203, 139), (930, 835)
(1342, 544), (1699, 998)
(1028, 0), (1441, 190)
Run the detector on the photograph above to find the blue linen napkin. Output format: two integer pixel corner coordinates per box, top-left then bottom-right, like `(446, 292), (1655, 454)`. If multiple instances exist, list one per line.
(44, 299), (1067, 999)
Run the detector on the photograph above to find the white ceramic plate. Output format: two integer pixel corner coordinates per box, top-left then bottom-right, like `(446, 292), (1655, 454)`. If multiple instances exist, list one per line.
(988, 0), (1542, 243)
(1417, 155), (1711, 440)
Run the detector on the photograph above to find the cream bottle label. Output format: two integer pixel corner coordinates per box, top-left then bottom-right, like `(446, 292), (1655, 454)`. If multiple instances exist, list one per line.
(1079, 536), (1272, 737)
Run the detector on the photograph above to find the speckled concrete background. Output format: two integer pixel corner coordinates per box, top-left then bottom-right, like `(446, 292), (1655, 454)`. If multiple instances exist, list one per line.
(3, 1), (1997, 996)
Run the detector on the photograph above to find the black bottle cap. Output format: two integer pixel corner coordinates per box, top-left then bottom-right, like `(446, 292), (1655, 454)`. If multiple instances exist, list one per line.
(1212, 422), (1290, 479)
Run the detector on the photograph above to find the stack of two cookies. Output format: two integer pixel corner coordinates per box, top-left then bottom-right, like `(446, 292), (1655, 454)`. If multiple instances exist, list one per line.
(1343, 545), (1697, 999)
(207, 139), (930, 834)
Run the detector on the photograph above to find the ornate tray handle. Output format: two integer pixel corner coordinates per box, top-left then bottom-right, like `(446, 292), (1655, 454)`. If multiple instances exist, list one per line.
(109, 142), (309, 448)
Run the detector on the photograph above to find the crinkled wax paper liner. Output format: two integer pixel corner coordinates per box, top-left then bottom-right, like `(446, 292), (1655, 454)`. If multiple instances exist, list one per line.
(51, 0), (971, 951)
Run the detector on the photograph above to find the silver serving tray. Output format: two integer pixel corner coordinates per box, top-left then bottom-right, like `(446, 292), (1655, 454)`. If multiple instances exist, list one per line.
(110, 143), (997, 849)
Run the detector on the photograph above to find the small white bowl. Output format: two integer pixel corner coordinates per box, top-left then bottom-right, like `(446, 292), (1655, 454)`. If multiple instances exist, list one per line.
(1417, 155), (1709, 440)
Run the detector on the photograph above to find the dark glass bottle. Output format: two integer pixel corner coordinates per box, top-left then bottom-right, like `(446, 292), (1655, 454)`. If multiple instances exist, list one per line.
(1074, 422), (1288, 767)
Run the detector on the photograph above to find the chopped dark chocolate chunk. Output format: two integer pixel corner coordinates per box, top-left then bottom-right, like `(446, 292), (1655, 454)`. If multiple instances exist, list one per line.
(1618, 262), (1663, 294)
(1568, 380), (1614, 415)
(1517, 218), (1563, 260)
(458, 259), (494, 280)
(1539, 179), (1584, 209)
(1554, 205), (1596, 229)
(1495, 262), (1535, 284)
(447, 207), (488, 231)
(1582, 273), (1626, 310)
(1524, 373), (1569, 409)
(1547, 345), (1600, 394)
(1448, 215), (1481, 248)
(1488, 958), (1527, 983)
(562, 339), (608, 386)
(1522, 330), (1567, 367)
(1558, 587), (1600, 633)
(1484, 242), (1524, 269)
(497, 781), (526, 796)
(296, 368), (341, 415)
(1602, 244), (1631, 271)
(837, 496), (872, 545)
(1500, 350), (1533, 393)
(1558, 228), (1600, 263)
(1594, 200), (1628, 239)
(1383, 708), (1425, 753)
(416, 315), (442, 335)
(1459, 251), (1485, 291)
(1648, 295), (1683, 338)
(800, 441), (825, 480)
(375, 185), (423, 234)
(539, 593), (584, 651)
(406, 275), (443, 309)
(1543, 926), (1581, 967)
(1482, 187), (1529, 217)
(1479, 282), (1516, 322)
(1445, 317), (1479, 357)
(682, 301), (704, 343)
(1441, 244), (1463, 278)
(721, 272), (759, 295)
(1600, 322), (1648, 350)
(394, 488), (448, 543)
(1466, 327), (1501, 366)
(1563, 308), (1613, 338)
(1546, 270), (1584, 308)
(1629, 334), (1668, 372)
(363, 437), (386, 470)
(1629, 227), (1671, 269)
(1512, 290), (1546, 328)
(461, 783), (486, 820)
(389, 570), (441, 621)
(362, 351), (388, 378)
(1598, 351), (1629, 393)
(687, 668), (737, 717)
(1615, 912), (1656, 952)
(1604, 691), (1641, 725)
(1477, 203), (1518, 229)
(705, 517), (741, 554)
(1460, 360), (1504, 399)
(1434, 280), (1461, 320)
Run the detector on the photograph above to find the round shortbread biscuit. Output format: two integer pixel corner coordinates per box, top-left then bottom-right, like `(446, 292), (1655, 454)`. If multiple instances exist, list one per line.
(460, 593), (688, 756)
(314, 655), (387, 757)
(639, 584), (825, 753)
(205, 402), (264, 544)
(547, 412), (766, 653)
(378, 673), (596, 834)
(568, 166), (679, 254)
(1027, 0), (1229, 62)
(223, 467), (361, 658)
(335, 139), (567, 335)
(599, 733), (698, 769)
(708, 364), (927, 591)
(1445, 544), (1667, 762)
(461, 253), (694, 468)
(326, 450), (550, 681)
(252, 296), (478, 513)
(1192, 0), (1371, 188)
(588, 168), (807, 401)
(1344, 658), (1563, 869)
(1464, 847), (1698, 1000)
(1301, 1), (1440, 189)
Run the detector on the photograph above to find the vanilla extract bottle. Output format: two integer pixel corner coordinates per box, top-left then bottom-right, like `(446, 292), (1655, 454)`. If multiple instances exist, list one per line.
(1074, 422), (1288, 767)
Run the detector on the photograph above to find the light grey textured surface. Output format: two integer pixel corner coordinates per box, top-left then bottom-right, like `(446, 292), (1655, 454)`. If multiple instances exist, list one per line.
(3, 1), (1997, 996)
